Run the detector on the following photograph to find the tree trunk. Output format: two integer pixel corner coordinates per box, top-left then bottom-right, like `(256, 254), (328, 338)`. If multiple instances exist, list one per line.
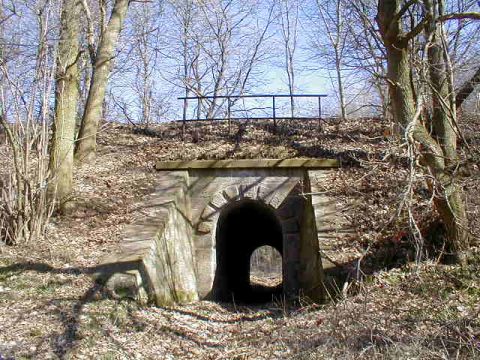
(334, 0), (347, 121)
(335, 56), (347, 121)
(425, 0), (457, 164)
(75, 0), (130, 162)
(377, 0), (469, 262)
(48, 0), (81, 208)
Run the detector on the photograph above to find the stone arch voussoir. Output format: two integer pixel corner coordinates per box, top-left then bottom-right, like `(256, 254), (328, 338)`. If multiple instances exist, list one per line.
(197, 184), (284, 236)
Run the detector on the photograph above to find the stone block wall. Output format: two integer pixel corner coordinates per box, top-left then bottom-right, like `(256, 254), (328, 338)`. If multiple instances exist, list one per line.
(308, 170), (356, 269)
(94, 171), (198, 306)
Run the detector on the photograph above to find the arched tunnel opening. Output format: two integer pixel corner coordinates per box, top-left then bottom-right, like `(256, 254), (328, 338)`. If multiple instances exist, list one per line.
(212, 200), (284, 303)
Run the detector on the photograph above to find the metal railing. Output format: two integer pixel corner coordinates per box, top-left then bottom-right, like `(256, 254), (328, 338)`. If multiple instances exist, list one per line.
(178, 93), (328, 135)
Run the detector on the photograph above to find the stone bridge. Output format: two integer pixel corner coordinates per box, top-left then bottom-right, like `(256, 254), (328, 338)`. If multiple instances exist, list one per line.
(95, 158), (347, 306)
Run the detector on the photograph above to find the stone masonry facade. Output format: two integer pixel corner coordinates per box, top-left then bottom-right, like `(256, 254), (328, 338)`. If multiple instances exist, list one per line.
(94, 159), (346, 306)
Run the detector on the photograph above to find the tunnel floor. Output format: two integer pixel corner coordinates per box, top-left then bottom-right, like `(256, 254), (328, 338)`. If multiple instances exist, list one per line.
(212, 200), (284, 303)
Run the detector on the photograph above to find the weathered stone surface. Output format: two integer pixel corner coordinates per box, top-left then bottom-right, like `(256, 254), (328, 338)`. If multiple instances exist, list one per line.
(268, 192), (286, 209)
(194, 247), (216, 297)
(223, 186), (240, 200)
(105, 270), (148, 304)
(308, 170), (355, 256)
(194, 234), (212, 248)
(276, 204), (294, 219)
(196, 221), (212, 234)
(200, 205), (217, 221)
(210, 192), (228, 209)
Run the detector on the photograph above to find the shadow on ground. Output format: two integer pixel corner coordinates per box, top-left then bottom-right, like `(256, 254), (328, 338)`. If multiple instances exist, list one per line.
(0, 261), (286, 358)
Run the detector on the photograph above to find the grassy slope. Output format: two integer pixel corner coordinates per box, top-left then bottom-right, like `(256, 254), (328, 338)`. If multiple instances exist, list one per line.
(0, 117), (479, 359)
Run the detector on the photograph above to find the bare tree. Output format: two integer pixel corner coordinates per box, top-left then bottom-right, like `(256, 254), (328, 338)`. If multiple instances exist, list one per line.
(347, 0), (390, 118)
(166, 0), (275, 120)
(175, 0), (197, 123)
(313, 0), (348, 120)
(278, 0), (299, 117)
(376, 0), (480, 262)
(75, 0), (130, 162)
(48, 0), (81, 210)
(130, 2), (163, 127)
(0, 1), (56, 244)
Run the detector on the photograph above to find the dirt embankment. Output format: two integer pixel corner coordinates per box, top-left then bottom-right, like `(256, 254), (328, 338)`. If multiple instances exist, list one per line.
(0, 117), (479, 359)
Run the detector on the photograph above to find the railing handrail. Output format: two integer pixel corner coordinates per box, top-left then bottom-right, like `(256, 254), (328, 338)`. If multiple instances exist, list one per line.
(178, 94), (328, 100)
(179, 93), (328, 138)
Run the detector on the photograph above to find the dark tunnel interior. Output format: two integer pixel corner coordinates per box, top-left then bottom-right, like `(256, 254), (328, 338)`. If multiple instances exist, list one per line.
(211, 200), (284, 303)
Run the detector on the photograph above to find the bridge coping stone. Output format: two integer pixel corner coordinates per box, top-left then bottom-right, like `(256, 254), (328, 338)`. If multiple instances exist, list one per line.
(155, 158), (340, 170)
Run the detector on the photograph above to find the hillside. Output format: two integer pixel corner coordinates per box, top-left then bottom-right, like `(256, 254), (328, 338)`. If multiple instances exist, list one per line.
(0, 117), (479, 359)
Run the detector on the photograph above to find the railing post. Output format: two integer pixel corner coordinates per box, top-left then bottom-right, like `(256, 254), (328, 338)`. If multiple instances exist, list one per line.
(182, 97), (187, 140)
(318, 96), (322, 133)
(227, 96), (231, 134)
(290, 94), (294, 119)
(197, 97), (201, 120)
(272, 96), (276, 131)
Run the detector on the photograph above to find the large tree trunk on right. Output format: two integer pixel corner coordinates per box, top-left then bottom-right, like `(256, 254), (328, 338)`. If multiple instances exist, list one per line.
(377, 0), (469, 262)
(424, 0), (469, 260)
(75, 0), (129, 163)
(48, 0), (81, 208)
(425, 0), (457, 164)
